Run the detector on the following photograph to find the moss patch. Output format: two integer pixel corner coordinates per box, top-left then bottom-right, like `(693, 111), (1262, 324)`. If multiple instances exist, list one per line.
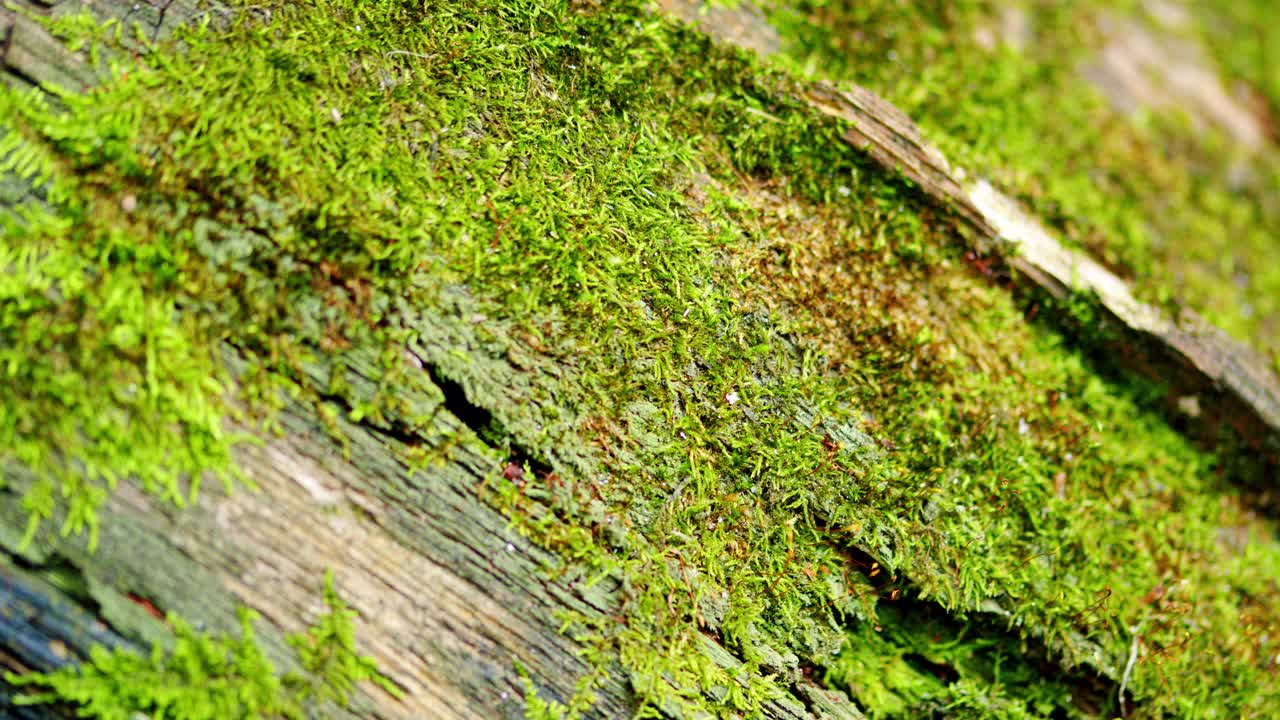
(3, 1), (1279, 718)
(7, 570), (399, 719)
(762, 0), (1280, 365)
(0, 120), (246, 553)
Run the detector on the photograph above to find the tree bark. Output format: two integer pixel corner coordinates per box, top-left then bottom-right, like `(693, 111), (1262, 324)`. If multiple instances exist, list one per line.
(0, 6), (865, 712)
(3, 1), (1278, 719)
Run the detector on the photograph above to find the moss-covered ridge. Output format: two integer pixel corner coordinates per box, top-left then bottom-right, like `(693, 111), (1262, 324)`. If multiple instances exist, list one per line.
(1, 0), (1278, 718)
(761, 0), (1280, 368)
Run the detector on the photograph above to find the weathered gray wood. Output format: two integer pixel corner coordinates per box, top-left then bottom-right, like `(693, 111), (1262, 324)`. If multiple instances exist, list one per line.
(0, 328), (863, 719)
(2, 13), (94, 91)
(0, 344), (636, 719)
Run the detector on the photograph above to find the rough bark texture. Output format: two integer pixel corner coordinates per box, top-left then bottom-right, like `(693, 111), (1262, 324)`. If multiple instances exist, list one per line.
(0, 5), (866, 713)
(0, 300), (862, 719)
(1, 337), (640, 720)
(0, 2), (641, 718)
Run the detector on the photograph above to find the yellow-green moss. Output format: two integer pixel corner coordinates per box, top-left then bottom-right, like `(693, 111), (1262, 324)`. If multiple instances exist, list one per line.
(763, 0), (1280, 364)
(7, 570), (399, 719)
(3, 1), (1278, 718)
(0, 126), (246, 553)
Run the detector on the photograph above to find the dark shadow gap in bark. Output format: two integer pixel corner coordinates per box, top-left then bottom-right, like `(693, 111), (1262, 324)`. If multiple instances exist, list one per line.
(1012, 280), (1280, 520)
(805, 541), (1133, 719)
(419, 361), (555, 478)
(0, 559), (137, 719)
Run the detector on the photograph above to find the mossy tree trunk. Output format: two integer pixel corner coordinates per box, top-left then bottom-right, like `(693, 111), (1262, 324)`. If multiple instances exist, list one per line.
(3, 2), (1278, 719)
(0, 4), (862, 718)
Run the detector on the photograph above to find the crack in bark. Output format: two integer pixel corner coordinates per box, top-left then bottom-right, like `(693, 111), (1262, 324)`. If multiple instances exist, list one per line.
(814, 542), (1134, 718)
(419, 361), (555, 478)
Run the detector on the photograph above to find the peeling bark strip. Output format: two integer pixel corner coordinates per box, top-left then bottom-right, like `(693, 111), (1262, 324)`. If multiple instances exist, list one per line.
(669, 3), (1280, 476)
(806, 84), (1280, 466)
(803, 83), (992, 238)
(968, 182), (1280, 463)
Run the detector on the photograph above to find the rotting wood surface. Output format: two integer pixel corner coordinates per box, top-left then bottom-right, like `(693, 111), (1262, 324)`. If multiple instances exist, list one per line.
(661, 0), (1280, 482)
(0, 1), (1275, 718)
(0, 5), (871, 718)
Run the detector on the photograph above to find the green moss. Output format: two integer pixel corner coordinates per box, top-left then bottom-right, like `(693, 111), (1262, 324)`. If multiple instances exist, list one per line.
(3, 1), (1279, 718)
(762, 0), (1280, 362)
(6, 570), (398, 719)
(516, 662), (572, 720)
(823, 603), (1076, 719)
(1184, 0), (1280, 122)
(0, 127), (247, 552)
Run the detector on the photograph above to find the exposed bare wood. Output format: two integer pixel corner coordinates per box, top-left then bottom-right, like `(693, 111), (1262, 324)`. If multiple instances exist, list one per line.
(0, 335), (861, 719)
(3, 0), (1277, 718)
